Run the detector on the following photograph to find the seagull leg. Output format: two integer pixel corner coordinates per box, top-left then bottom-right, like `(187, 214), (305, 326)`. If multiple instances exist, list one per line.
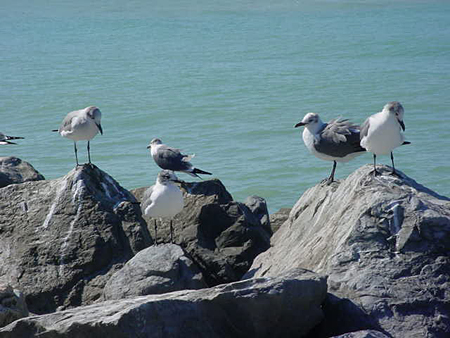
(321, 161), (337, 185)
(170, 219), (174, 243)
(87, 141), (91, 164)
(371, 154), (381, 177)
(390, 152), (400, 177)
(74, 142), (79, 167)
(153, 219), (158, 245)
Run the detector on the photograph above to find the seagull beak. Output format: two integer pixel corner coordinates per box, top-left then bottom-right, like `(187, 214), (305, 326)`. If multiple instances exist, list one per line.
(294, 122), (306, 128)
(96, 123), (103, 135)
(399, 120), (405, 131)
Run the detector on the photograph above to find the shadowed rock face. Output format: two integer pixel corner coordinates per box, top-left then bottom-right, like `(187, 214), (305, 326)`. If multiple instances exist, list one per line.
(0, 269), (327, 338)
(132, 179), (271, 286)
(246, 165), (450, 338)
(0, 157), (45, 188)
(0, 284), (28, 328)
(0, 164), (152, 314)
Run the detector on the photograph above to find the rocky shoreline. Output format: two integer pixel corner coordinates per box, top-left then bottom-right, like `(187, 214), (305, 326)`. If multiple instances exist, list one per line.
(0, 156), (449, 337)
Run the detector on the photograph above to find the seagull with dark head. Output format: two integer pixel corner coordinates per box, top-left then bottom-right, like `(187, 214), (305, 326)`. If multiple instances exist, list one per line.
(141, 170), (184, 244)
(53, 106), (103, 166)
(0, 132), (24, 145)
(360, 101), (408, 176)
(147, 138), (212, 179)
(294, 112), (366, 184)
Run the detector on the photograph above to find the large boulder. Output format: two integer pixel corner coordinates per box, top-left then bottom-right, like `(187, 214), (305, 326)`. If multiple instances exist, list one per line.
(246, 165), (450, 338)
(0, 164), (152, 314)
(0, 156), (44, 188)
(0, 268), (327, 338)
(0, 284), (28, 328)
(103, 243), (206, 300)
(132, 179), (271, 286)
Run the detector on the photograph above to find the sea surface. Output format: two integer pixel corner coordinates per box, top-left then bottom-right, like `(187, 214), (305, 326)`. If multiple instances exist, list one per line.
(1, 0), (449, 213)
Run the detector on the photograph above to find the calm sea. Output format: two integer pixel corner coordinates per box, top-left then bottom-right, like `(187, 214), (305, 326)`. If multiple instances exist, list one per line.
(1, 0), (449, 213)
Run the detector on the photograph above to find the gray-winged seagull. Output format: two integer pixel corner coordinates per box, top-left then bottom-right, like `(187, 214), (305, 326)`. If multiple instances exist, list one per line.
(147, 138), (212, 178)
(360, 101), (409, 176)
(141, 170), (184, 244)
(53, 106), (103, 166)
(0, 132), (24, 145)
(294, 112), (366, 184)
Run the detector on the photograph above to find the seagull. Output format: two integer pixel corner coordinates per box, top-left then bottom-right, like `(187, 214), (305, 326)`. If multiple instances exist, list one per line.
(53, 106), (103, 166)
(147, 138), (212, 178)
(141, 170), (184, 244)
(294, 112), (366, 184)
(0, 132), (24, 145)
(360, 101), (408, 176)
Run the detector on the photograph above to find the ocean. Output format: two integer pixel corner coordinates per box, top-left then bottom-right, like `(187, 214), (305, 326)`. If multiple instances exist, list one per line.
(1, 0), (449, 213)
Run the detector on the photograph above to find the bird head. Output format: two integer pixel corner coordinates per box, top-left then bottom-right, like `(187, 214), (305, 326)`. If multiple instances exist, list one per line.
(384, 101), (405, 131)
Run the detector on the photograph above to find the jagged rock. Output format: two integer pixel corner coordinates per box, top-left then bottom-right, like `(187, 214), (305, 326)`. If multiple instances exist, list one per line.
(244, 195), (271, 235)
(246, 165), (450, 338)
(132, 179), (271, 286)
(0, 164), (152, 314)
(0, 284), (28, 328)
(0, 268), (327, 338)
(103, 243), (206, 300)
(331, 330), (390, 338)
(269, 208), (291, 233)
(0, 156), (45, 188)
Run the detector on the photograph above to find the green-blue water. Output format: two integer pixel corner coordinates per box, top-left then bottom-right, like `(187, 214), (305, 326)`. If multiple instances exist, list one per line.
(2, 0), (449, 212)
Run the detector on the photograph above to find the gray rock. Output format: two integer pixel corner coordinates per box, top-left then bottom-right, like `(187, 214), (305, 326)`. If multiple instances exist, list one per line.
(103, 243), (206, 300)
(132, 179), (271, 286)
(0, 268), (327, 338)
(331, 330), (390, 338)
(0, 284), (28, 328)
(0, 156), (45, 188)
(246, 165), (450, 338)
(269, 207), (291, 233)
(244, 195), (271, 235)
(0, 164), (152, 314)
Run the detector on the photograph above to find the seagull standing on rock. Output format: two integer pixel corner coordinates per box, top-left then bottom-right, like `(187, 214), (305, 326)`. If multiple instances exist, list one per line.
(53, 106), (103, 166)
(147, 138), (212, 178)
(141, 170), (184, 244)
(294, 112), (366, 184)
(360, 101), (408, 176)
(0, 132), (24, 145)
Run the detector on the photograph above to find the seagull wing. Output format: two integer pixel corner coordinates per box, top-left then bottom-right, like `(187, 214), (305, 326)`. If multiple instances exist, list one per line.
(153, 145), (192, 171)
(141, 185), (155, 214)
(314, 119), (365, 157)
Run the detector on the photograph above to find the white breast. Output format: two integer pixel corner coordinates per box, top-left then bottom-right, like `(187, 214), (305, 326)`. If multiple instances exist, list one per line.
(144, 184), (184, 219)
(361, 113), (404, 155)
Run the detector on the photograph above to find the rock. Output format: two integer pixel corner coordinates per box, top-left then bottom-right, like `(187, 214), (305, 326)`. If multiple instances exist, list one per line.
(330, 330), (390, 338)
(103, 243), (206, 300)
(0, 284), (28, 328)
(269, 208), (291, 233)
(132, 179), (271, 286)
(0, 156), (45, 188)
(0, 269), (327, 338)
(0, 164), (152, 314)
(244, 195), (272, 235)
(246, 165), (450, 338)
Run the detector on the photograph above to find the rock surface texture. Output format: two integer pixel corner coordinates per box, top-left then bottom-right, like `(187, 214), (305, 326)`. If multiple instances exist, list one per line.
(246, 165), (450, 338)
(0, 269), (327, 338)
(0, 284), (28, 328)
(132, 179), (271, 286)
(0, 156), (45, 188)
(0, 164), (152, 314)
(103, 243), (206, 300)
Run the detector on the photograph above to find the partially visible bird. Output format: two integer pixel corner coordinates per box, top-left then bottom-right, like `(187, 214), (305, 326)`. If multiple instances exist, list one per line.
(360, 101), (408, 176)
(53, 106), (103, 166)
(0, 132), (24, 145)
(147, 138), (212, 178)
(294, 112), (366, 184)
(141, 170), (184, 244)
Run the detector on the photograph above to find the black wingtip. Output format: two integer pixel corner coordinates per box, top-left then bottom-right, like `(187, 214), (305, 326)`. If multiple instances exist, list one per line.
(193, 168), (212, 176)
(402, 141), (411, 145)
(52, 129), (58, 132)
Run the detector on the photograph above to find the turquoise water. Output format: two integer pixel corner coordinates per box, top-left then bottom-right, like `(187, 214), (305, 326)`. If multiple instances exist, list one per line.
(1, 0), (449, 213)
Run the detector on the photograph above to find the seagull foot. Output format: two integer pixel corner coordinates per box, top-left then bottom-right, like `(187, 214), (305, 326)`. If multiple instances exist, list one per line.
(370, 169), (381, 177)
(320, 177), (335, 186)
